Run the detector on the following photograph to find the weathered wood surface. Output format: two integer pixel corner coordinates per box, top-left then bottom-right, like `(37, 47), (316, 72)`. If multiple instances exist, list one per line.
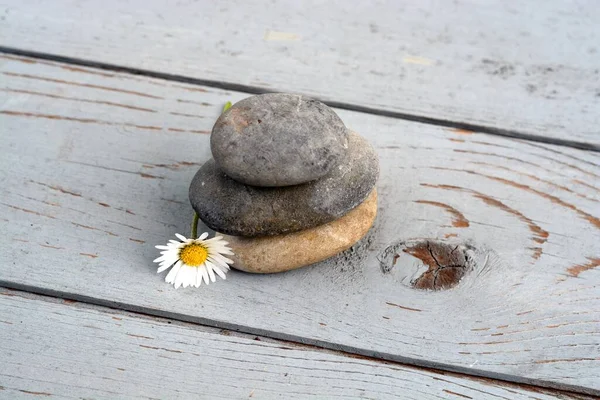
(3, 289), (592, 400)
(1, 55), (599, 394)
(1, 0), (599, 148)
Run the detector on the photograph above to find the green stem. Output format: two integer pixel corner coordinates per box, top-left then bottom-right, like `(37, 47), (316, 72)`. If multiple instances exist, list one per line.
(188, 101), (229, 239)
(190, 212), (199, 239)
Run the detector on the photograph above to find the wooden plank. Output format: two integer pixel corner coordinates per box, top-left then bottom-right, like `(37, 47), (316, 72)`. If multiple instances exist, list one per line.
(2, 289), (592, 400)
(1, 0), (599, 148)
(1, 55), (599, 394)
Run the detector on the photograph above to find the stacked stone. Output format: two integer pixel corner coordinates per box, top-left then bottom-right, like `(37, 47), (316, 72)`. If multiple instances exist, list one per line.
(189, 93), (379, 273)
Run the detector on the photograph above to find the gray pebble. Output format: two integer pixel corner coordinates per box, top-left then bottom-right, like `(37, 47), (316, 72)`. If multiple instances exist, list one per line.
(210, 93), (348, 187)
(190, 132), (379, 237)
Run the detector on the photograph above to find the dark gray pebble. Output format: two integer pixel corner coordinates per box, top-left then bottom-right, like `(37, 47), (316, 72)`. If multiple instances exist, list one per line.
(190, 132), (379, 237)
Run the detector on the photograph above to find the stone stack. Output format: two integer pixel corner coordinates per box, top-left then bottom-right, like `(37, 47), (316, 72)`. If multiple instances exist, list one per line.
(189, 93), (379, 273)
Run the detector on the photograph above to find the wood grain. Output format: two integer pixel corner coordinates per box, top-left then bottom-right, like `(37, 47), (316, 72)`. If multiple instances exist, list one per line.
(2, 289), (592, 400)
(1, 55), (599, 394)
(1, 0), (599, 147)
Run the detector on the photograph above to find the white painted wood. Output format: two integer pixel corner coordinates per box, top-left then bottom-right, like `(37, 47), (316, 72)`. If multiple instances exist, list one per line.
(1, 55), (599, 394)
(3, 289), (590, 400)
(1, 0), (599, 147)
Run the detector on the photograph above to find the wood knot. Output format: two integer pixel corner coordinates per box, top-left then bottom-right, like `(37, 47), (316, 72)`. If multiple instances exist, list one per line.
(378, 240), (475, 291)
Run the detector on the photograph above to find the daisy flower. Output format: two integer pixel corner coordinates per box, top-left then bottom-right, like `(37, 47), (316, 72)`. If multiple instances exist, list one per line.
(154, 232), (234, 289)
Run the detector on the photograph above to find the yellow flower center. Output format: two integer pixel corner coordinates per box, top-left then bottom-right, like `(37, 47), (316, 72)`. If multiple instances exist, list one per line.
(179, 243), (208, 267)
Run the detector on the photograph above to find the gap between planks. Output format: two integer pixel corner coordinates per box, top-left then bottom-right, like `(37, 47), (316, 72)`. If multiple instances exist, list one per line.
(0, 286), (595, 400)
(1, 281), (598, 398)
(1, 46), (598, 153)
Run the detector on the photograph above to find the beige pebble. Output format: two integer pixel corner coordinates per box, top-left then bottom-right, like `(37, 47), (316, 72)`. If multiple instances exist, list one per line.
(222, 189), (377, 273)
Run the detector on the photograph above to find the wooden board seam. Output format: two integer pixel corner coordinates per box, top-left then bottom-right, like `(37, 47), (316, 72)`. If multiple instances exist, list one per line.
(1, 46), (598, 153)
(2, 282), (597, 397)
(1, 287), (595, 399)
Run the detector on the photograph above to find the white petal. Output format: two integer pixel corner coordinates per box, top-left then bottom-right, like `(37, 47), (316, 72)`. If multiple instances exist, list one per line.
(205, 261), (217, 283)
(174, 265), (189, 288)
(175, 233), (187, 241)
(210, 253), (234, 265)
(173, 274), (183, 289)
(203, 236), (224, 244)
(205, 242), (230, 250)
(165, 257), (180, 267)
(206, 245), (234, 256)
(213, 265), (227, 280)
(155, 255), (177, 266)
(165, 261), (182, 283)
(198, 232), (209, 240)
(195, 267), (202, 287)
(188, 267), (197, 287)
(185, 266), (195, 287)
(155, 251), (175, 260)
(165, 254), (180, 262)
(212, 262), (230, 273)
(181, 267), (191, 288)
(208, 256), (229, 270)
(200, 265), (210, 285)
(157, 260), (176, 273)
